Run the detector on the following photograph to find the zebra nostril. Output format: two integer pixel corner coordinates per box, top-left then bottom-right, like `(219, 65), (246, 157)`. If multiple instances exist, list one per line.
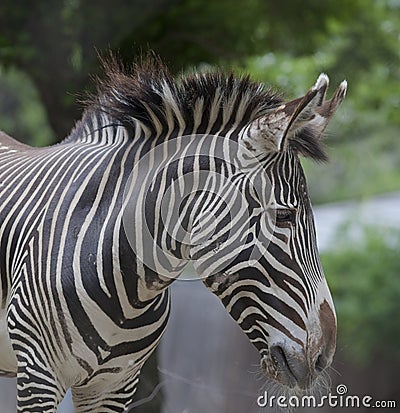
(269, 344), (314, 389)
(270, 345), (287, 370)
(315, 353), (324, 373)
(314, 350), (330, 374)
(269, 345), (298, 387)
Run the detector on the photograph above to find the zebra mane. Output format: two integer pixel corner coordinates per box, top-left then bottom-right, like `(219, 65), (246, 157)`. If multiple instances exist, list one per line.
(86, 55), (282, 136)
(75, 55), (329, 162)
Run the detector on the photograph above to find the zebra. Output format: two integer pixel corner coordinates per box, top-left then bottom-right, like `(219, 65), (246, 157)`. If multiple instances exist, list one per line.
(0, 56), (347, 412)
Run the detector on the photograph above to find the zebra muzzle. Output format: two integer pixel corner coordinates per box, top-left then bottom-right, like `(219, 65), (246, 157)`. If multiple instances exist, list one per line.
(261, 339), (332, 390)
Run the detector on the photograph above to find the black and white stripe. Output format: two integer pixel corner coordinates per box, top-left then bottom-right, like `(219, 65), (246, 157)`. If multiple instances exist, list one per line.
(0, 58), (346, 411)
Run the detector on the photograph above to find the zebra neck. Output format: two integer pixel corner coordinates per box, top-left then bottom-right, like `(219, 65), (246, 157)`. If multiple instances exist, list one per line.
(119, 134), (244, 300)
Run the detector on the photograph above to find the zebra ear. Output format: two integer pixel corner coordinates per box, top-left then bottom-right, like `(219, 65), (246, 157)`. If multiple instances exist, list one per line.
(240, 74), (347, 155)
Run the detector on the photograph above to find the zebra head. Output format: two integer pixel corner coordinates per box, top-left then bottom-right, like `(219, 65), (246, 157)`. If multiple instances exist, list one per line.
(190, 74), (347, 390)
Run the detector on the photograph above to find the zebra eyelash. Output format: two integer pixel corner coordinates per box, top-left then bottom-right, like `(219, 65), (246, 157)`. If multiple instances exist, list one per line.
(275, 208), (296, 225)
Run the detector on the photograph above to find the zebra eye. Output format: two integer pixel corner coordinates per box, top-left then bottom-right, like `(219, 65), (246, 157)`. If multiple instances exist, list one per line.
(275, 208), (296, 225)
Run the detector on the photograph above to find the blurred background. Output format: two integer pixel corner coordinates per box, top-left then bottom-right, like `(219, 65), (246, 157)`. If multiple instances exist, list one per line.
(0, 0), (399, 411)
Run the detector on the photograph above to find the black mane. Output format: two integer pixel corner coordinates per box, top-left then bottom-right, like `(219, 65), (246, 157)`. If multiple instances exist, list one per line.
(86, 55), (282, 135)
(69, 55), (328, 162)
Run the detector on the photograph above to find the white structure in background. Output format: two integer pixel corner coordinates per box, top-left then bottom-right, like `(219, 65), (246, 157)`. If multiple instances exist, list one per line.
(0, 192), (399, 412)
(314, 192), (400, 251)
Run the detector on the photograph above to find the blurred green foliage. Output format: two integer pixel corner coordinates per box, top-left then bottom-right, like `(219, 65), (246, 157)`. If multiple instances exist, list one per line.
(322, 226), (400, 364)
(243, 0), (400, 203)
(0, 68), (52, 145)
